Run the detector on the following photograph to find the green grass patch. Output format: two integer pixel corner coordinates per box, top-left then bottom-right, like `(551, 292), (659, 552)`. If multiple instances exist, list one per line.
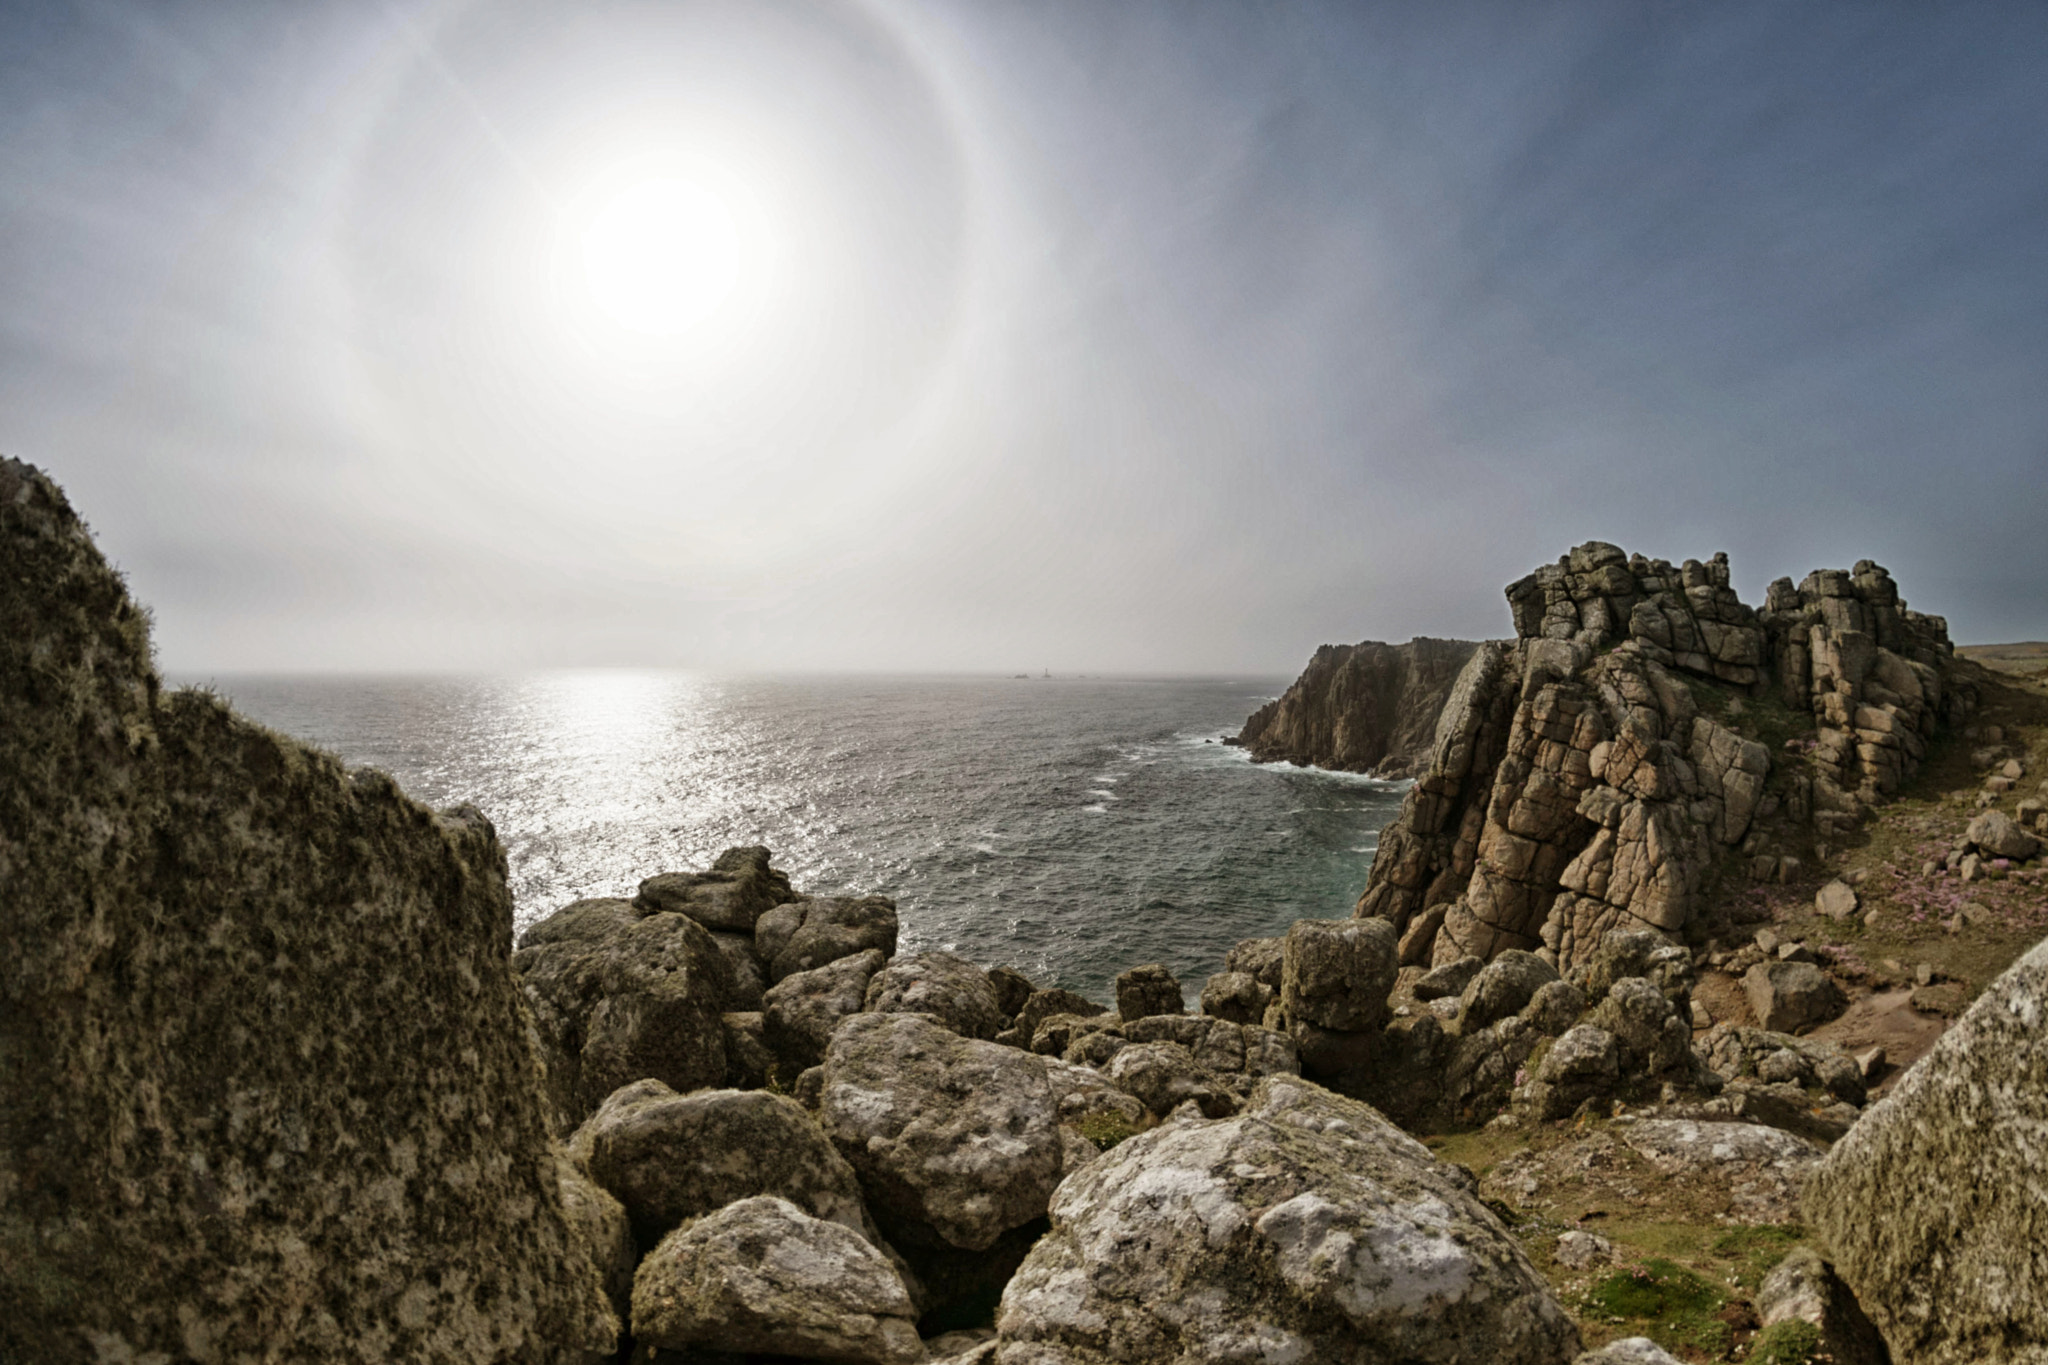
(1749, 1318), (1823, 1364)
(1579, 1258), (1732, 1359)
(1710, 1223), (1806, 1290)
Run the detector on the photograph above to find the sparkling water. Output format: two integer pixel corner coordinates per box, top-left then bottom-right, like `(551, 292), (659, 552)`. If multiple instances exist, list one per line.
(202, 672), (1406, 1002)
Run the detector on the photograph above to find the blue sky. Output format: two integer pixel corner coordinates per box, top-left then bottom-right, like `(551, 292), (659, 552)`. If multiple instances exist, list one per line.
(4, 0), (2044, 671)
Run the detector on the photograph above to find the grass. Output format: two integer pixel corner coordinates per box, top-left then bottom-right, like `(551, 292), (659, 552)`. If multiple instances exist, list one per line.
(1709, 1224), (1805, 1291)
(1578, 1258), (1732, 1359)
(1748, 1319), (1824, 1364)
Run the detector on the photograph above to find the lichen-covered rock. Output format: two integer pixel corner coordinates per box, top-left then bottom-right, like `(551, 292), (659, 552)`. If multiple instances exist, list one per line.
(0, 460), (611, 1363)
(1040, 1057), (1148, 1129)
(1805, 933), (2048, 1364)
(764, 947), (887, 1076)
(635, 845), (798, 932)
(1573, 1341), (1684, 1365)
(1460, 949), (1560, 1028)
(1225, 936), (1288, 989)
(630, 1195), (923, 1364)
(574, 1080), (877, 1252)
(1621, 1120), (1822, 1224)
(1414, 954), (1484, 1001)
(1744, 960), (1847, 1034)
(721, 1010), (773, 1089)
(1199, 970), (1273, 1024)
(709, 930), (768, 1011)
(1965, 808), (2042, 861)
(987, 966), (1038, 1020)
(1114, 962), (1185, 1020)
(865, 952), (1007, 1040)
(820, 1013), (1064, 1251)
(994, 1076), (1581, 1364)
(515, 899), (739, 1128)
(757, 895), (901, 983)
(1103, 1041), (1235, 1118)
(1281, 917), (1399, 1032)
(556, 1153), (637, 1336)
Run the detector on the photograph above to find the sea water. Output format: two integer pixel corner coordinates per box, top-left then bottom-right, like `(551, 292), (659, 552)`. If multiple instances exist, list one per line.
(203, 672), (1406, 1001)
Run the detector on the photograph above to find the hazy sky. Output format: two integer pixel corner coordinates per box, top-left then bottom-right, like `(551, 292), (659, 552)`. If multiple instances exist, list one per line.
(5, 1), (2045, 673)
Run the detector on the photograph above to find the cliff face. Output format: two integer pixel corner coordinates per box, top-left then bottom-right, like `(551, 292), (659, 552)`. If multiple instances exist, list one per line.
(1357, 542), (1974, 971)
(1235, 637), (1481, 778)
(0, 460), (612, 1362)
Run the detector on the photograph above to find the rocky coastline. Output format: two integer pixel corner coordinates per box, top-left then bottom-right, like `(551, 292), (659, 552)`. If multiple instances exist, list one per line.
(1231, 636), (1480, 778)
(7, 460), (2048, 1365)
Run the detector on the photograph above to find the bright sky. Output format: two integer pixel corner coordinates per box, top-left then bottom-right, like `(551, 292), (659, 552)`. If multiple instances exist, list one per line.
(4, 1), (2045, 672)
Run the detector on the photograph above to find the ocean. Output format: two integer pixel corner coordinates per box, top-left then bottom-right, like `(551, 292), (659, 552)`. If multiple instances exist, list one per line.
(203, 672), (1407, 1002)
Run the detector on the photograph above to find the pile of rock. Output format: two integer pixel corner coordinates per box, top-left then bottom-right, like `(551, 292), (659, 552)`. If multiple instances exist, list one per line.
(1356, 542), (1973, 975)
(512, 844), (1604, 1362)
(1944, 807), (2044, 882)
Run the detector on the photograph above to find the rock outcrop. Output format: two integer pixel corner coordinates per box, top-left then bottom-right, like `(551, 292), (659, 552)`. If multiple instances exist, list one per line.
(1805, 932), (2048, 1363)
(994, 1076), (1582, 1364)
(1358, 543), (1972, 972)
(0, 459), (612, 1362)
(1234, 636), (1482, 778)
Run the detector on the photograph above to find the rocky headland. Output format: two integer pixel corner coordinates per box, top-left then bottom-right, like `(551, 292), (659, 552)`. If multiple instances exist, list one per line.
(8, 462), (2048, 1365)
(1232, 636), (1480, 778)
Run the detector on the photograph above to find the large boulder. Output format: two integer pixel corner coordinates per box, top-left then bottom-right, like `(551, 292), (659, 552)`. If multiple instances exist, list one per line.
(573, 1080), (877, 1252)
(1281, 917), (1399, 1031)
(819, 1013), (1064, 1251)
(1103, 1041), (1235, 1119)
(1754, 1247), (1889, 1365)
(631, 1195), (923, 1364)
(865, 952), (1007, 1040)
(514, 899), (739, 1127)
(1200, 970), (1274, 1024)
(995, 1077), (1580, 1364)
(1966, 808), (2043, 861)
(764, 947), (887, 1077)
(0, 460), (612, 1362)
(1460, 949), (1560, 1028)
(1805, 933), (2048, 1363)
(1013, 988), (1108, 1043)
(634, 844), (797, 932)
(756, 895), (900, 982)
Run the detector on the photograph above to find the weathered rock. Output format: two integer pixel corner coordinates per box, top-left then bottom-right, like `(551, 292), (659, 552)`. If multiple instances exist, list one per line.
(1572, 1341), (1684, 1365)
(1356, 545), (1972, 973)
(928, 1329), (1000, 1365)
(557, 1153), (638, 1345)
(865, 952), (1007, 1040)
(995, 1076), (1581, 1364)
(1282, 916), (1399, 1032)
(764, 948), (887, 1076)
(1744, 960), (1848, 1034)
(1224, 936), (1288, 989)
(635, 845), (797, 933)
(820, 1013), (1064, 1251)
(757, 895), (900, 982)
(709, 931), (768, 1011)
(1040, 1057), (1148, 1128)
(1519, 1024), (1620, 1120)
(1414, 954), (1484, 1001)
(1622, 1119), (1822, 1224)
(0, 460), (613, 1362)
(1199, 970), (1273, 1024)
(1554, 1230), (1612, 1270)
(575, 1080), (878, 1252)
(721, 1010), (773, 1089)
(1235, 636), (1483, 778)
(516, 899), (740, 1129)
(1103, 1041), (1236, 1118)
(1014, 987), (1108, 1043)
(1815, 879), (1861, 920)
(1966, 808), (2042, 861)
(1114, 962), (1185, 1020)
(1461, 949), (1560, 1028)
(631, 1195), (922, 1364)
(1754, 1246), (1889, 1365)
(1805, 933), (2048, 1363)
(987, 966), (1038, 1020)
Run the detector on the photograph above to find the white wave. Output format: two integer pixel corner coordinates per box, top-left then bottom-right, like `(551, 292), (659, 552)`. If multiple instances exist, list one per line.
(1082, 804), (1108, 814)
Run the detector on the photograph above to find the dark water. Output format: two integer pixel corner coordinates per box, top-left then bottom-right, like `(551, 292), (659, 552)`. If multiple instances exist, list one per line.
(201, 672), (1405, 1001)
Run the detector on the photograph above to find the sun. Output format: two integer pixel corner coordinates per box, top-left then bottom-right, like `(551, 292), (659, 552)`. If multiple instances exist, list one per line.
(577, 176), (745, 335)
(548, 149), (783, 352)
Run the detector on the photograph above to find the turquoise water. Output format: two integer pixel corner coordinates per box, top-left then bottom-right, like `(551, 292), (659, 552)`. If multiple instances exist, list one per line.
(204, 672), (1405, 1001)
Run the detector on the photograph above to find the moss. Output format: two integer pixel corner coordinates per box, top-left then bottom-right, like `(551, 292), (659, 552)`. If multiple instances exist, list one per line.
(1074, 1111), (1140, 1151)
(1578, 1258), (1731, 1358)
(1749, 1318), (1824, 1364)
